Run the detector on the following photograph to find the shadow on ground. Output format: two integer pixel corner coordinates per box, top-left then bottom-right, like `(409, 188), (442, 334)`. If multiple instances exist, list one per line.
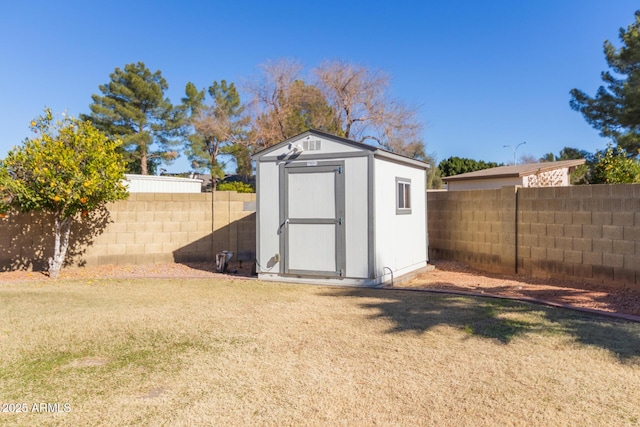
(0, 207), (111, 273)
(421, 260), (640, 316)
(173, 213), (256, 277)
(323, 286), (640, 362)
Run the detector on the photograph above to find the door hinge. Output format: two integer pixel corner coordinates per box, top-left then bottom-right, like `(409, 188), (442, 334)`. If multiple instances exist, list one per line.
(337, 166), (343, 174)
(338, 217), (343, 225)
(339, 269), (344, 277)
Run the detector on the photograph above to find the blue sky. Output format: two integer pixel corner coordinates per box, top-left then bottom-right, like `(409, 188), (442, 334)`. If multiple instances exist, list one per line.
(0, 1), (637, 172)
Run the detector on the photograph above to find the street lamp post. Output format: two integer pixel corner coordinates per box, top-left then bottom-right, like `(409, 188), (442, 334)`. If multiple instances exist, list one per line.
(503, 141), (527, 165)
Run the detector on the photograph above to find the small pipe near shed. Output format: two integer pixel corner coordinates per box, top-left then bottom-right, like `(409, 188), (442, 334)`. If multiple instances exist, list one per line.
(383, 266), (394, 287)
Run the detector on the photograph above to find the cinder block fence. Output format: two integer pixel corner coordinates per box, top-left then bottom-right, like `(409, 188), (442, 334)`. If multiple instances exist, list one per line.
(0, 192), (256, 271)
(428, 184), (640, 289)
(3, 185), (640, 290)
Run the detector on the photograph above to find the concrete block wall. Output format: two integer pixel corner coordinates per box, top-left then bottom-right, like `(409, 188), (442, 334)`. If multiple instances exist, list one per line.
(427, 187), (517, 275)
(0, 192), (256, 271)
(428, 184), (640, 289)
(517, 184), (640, 288)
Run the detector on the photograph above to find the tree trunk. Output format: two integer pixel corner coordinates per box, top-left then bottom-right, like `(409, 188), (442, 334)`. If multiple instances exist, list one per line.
(140, 149), (148, 175)
(48, 215), (71, 278)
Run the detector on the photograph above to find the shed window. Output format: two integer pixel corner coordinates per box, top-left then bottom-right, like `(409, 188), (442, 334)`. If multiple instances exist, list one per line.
(396, 178), (411, 215)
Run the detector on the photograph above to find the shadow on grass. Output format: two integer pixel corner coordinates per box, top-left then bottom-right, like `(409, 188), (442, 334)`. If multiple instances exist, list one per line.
(323, 286), (640, 361)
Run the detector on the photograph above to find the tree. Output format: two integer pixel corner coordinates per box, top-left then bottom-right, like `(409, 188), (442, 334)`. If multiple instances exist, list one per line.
(438, 156), (502, 177)
(246, 59), (341, 149)
(540, 152), (555, 162)
(182, 80), (249, 190)
(314, 60), (425, 158)
(425, 155), (444, 189)
(282, 80), (342, 138)
(0, 109), (128, 278)
(570, 11), (640, 157)
(518, 154), (539, 164)
(83, 62), (182, 174)
(221, 143), (253, 178)
(246, 59), (427, 161)
(557, 147), (591, 161)
(541, 147), (591, 162)
(590, 144), (640, 184)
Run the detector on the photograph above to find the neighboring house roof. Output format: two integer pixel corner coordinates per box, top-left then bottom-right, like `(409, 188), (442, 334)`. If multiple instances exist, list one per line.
(442, 159), (586, 182)
(252, 129), (430, 170)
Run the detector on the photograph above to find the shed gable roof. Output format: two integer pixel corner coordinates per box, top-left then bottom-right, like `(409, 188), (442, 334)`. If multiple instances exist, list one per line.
(253, 129), (429, 169)
(442, 159), (586, 182)
(253, 130), (375, 158)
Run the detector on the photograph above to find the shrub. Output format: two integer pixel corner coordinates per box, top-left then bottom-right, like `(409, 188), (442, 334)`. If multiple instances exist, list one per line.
(217, 181), (255, 193)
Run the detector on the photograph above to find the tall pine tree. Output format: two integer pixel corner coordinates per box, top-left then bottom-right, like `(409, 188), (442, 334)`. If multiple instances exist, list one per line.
(570, 11), (640, 157)
(83, 62), (182, 174)
(182, 80), (249, 189)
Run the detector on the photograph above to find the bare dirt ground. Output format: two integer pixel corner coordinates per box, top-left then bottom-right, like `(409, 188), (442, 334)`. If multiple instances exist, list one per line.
(1, 259), (639, 318)
(405, 260), (640, 318)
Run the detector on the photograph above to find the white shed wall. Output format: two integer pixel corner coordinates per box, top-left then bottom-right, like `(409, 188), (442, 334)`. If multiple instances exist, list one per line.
(373, 158), (427, 278)
(344, 156), (370, 278)
(256, 156), (371, 279)
(256, 162), (281, 271)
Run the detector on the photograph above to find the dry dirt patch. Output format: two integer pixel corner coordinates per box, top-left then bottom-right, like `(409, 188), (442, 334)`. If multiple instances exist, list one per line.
(405, 260), (640, 317)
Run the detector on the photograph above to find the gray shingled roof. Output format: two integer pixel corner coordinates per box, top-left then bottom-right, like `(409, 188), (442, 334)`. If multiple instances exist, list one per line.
(442, 159), (586, 182)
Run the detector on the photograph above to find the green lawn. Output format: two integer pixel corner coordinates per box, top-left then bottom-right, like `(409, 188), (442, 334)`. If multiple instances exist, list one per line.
(1, 278), (639, 426)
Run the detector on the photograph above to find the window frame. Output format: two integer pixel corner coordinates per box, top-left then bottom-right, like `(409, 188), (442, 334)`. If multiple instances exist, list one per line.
(395, 177), (412, 215)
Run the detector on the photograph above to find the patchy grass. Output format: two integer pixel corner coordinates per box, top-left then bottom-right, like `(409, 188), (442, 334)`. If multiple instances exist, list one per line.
(1, 278), (639, 426)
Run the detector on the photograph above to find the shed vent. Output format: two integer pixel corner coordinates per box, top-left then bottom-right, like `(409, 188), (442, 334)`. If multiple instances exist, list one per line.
(303, 139), (322, 151)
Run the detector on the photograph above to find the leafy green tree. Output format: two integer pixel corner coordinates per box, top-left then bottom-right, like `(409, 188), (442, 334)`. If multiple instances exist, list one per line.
(83, 62), (182, 174)
(438, 156), (502, 177)
(281, 80), (342, 137)
(590, 144), (640, 184)
(570, 11), (640, 157)
(246, 60), (342, 149)
(182, 80), (249, 190)
(425, 155), (443, 189)
(250, 79), (342, 148)
(221, 143), (253, 178)
(0, 109), (128, 278)
(540, 152), (555, 162)
(557, 147), (591, 161)
(540, 146), (590, 163)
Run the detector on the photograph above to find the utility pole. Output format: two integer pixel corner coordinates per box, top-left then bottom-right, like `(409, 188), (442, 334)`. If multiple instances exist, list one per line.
(503, 141), (527, 165)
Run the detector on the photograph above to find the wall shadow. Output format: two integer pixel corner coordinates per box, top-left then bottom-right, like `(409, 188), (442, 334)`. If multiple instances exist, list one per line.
(322, 286), (640, 362)
(0, 207), (112, 273)
(172, 212), (256, 276)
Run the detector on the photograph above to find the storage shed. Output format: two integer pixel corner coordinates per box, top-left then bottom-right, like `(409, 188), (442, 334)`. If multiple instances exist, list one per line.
(254, 130), (430, 286)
